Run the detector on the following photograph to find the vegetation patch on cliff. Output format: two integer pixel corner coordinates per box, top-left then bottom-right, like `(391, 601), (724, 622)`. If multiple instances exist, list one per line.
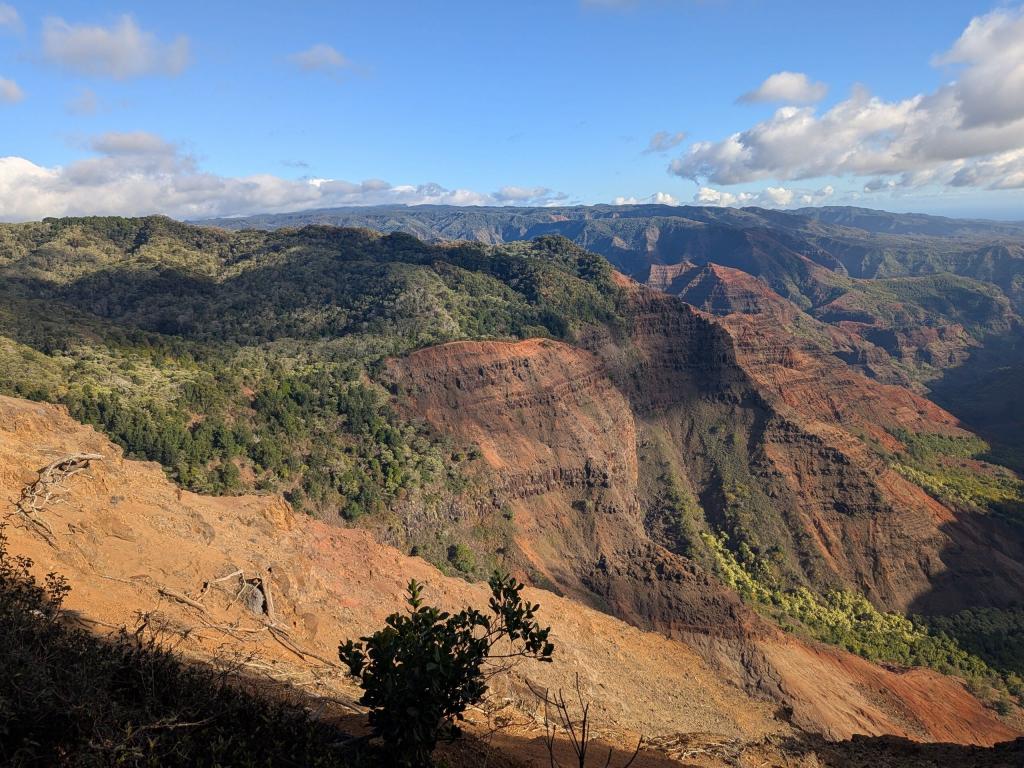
(887, 429), (1024, 526)
(704, 533), (1023, 714)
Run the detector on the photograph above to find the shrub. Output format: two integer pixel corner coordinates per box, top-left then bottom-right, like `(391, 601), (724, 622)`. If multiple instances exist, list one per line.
(339, 574), (554, 766)
(446, 543), (476, 573)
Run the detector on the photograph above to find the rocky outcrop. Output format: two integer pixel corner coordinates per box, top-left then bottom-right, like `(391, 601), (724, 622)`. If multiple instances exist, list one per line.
(389, 276), (1024, 700)
(653, 264), (1024, 612)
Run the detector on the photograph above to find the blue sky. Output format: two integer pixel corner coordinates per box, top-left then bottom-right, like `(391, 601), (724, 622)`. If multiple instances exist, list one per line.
(1, 1), (1023, 219)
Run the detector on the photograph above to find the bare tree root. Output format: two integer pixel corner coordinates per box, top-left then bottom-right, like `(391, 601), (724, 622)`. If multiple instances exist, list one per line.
(149, 567), (345, 674)
(10, 453), (103, 546)
(158, 587), (209, 613)
(643, 733), (742, 763)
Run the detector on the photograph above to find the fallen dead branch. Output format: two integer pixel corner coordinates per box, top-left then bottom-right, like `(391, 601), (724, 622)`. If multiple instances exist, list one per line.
(157, 587), (209, 613)
(11, 453), (103, 545)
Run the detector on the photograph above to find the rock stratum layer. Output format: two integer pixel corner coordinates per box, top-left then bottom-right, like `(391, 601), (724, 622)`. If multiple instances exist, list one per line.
(392, 279), (1024, 625)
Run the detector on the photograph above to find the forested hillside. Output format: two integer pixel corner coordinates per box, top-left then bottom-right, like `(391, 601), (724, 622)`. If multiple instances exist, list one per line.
(0, 217), (619, 523)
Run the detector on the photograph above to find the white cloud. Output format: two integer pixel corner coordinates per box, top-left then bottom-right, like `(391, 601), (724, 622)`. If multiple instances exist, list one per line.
(644, 130), (687, 154)
(289, 44), (351, 75)
(42, 15), (190, 79)
(950, 148), (1024, 190)
(0, 133), (567, 221)
(612, 191), (680, 205)
(672, 6), (1024, 192)
(91, 131), (177, 156)
(695, 187), (740, 206)
(0, 3), (21, 32)
(738, 71), (828, 104)
(694, 184), (834, 209)
(0, 76), (23, 103)
(936, 7), (1024, 128)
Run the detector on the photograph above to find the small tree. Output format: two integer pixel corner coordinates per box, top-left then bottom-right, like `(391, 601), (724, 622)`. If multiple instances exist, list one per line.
(339, 573), (555, 766)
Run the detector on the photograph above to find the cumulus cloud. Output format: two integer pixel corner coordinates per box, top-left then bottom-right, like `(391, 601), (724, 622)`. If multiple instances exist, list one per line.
(0, 77), (22, 103)
(289, 44), (351, 75)
(0, 3), (21, 32)
(672, 6), (1024, 192)
(738, 71), (828, 104)
(644, 130), (687, 153)
(694, 184), (834, 208)
(936, 8), (1024, 128)
(42, 15), (189, 79)
(612, 191), (681, 205)
(0, 133), (566, 221)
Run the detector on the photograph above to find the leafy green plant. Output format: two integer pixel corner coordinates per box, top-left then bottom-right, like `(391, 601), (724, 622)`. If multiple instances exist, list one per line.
(923, 607), (1024, 677)
(446, 543), (476, 573)
(339, 574), (554, 766)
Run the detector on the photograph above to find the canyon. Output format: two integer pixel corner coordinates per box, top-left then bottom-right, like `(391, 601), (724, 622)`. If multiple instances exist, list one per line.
(2, 212), (1023, 764)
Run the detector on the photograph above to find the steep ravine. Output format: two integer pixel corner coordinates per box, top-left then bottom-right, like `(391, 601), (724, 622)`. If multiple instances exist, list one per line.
(387, 278), (1024, 737)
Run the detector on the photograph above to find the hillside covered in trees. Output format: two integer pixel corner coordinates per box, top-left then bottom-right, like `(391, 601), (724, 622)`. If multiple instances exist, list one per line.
(0, 217), (619, 524)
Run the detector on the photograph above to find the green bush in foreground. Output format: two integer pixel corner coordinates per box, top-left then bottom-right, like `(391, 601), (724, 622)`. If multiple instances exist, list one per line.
(340, 574), (554, 767)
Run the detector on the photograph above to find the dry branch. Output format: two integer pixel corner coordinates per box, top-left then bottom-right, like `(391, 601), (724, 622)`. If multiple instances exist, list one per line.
(157, 587), (209, 613)
(530, 675), (642, 768)
(11, 453), (103, 545)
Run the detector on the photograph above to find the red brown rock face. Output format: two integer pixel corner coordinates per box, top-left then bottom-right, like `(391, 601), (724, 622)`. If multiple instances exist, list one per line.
(390, 276), (1024, 627)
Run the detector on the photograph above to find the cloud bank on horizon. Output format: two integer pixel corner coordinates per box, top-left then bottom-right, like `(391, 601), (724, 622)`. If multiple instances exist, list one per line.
(0, 4), (1023, 219)
(677, 6), (1024, 203)
(0, 132), (568, 220)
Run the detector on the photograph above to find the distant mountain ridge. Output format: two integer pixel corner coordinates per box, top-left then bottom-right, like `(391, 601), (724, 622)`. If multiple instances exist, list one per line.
(197, 203), (1024, 238)
(791, 206), (1024, 238)
(196, 204), (1024, 302)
